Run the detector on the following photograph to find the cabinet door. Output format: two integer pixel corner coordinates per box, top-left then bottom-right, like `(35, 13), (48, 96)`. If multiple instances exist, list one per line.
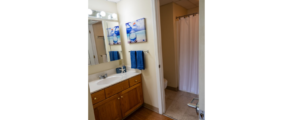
(119, 83), (144, 117)
(93, 94), (122, 120)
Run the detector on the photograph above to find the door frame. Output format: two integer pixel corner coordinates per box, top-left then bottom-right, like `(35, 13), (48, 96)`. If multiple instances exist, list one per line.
(151, 0), (205, 115)
(151, 0), (165, 114)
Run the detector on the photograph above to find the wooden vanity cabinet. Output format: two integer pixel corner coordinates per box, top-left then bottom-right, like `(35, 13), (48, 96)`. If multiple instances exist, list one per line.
(93, 94), (122, 120)
(92, 74), (143, 120)
(119, 83), (143, 118)
(91, 90), (106, 105)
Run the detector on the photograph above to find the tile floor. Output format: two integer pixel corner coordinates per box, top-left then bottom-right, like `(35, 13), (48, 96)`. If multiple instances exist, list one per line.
(164, 89), (199, 120)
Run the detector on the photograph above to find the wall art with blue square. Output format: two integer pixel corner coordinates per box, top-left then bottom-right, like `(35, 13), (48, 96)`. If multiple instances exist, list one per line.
(107, 26), (121, 45)
(126, 18), (147, 43)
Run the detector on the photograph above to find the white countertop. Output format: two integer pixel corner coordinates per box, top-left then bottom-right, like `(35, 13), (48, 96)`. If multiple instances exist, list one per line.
(89, 70), (141, 93)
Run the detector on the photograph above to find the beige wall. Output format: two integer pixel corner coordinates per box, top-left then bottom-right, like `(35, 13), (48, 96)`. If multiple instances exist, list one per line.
(88, 60), (121, 74)
(160, 3), (187, 88)
(88, 88), (95, 120)
(198, 0), (206, 111)
(92, 22), (106, 63)
(117, 0), (159, 108)
(160, 3), (175, 88)
(187, 7), (199, 14)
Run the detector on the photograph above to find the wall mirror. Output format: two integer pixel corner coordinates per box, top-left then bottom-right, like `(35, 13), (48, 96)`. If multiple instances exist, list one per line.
(88, 20), (123, 66)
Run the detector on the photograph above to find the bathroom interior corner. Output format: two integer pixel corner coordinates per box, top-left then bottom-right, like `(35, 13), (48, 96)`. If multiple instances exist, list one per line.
(88, 0), (204, 120)
(160, 0), (200, 120)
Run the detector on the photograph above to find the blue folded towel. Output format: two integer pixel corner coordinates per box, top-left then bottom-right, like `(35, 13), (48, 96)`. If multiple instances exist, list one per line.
(109, 51), (114, 61)
(130, 51), (137, 68)
(113, 51), (120, 60)
(136, 51), (145, 70)
(109, 51), (120, 61)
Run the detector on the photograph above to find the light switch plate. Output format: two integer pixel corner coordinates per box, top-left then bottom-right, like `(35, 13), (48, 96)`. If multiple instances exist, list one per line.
(199, 109), (206, 120)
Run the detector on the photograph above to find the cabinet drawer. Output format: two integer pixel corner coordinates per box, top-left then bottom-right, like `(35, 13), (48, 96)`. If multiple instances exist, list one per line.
(91, 90), (106, 105)
(129, 75), (142, 87)
(105, 80), (129, 98)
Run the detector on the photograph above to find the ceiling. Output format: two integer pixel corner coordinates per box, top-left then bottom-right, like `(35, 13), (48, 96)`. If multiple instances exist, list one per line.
(106, 0), (121, 2)
(160, 0), (199, 9)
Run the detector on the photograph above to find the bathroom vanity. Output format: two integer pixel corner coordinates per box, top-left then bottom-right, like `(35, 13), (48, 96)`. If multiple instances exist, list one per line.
(89, 72), (143, 120)
(88, 11), (144, 120)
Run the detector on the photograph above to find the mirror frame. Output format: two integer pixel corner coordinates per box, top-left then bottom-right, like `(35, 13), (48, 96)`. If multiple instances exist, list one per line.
(88, 17), (123, 66)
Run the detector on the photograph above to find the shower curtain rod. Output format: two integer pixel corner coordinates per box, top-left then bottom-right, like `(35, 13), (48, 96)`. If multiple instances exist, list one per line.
(176, 13), (198, 19)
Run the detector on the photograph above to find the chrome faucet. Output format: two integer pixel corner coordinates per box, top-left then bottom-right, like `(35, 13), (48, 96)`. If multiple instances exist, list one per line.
(99, 73), (107, 79)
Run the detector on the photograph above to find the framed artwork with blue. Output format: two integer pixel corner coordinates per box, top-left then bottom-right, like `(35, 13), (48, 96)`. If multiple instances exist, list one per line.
(107, 26), (121, 45)
(126, 18), (147, 43)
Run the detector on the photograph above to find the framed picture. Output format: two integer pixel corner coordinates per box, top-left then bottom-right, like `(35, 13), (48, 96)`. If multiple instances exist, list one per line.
(126, 18), (147, 43)
(107, 26), (121, 45)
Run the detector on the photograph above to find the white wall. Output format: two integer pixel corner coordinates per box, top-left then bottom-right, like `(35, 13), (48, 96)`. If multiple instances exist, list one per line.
(88, 0), (117, 13)
(199, 0), (205, 112)
(117, 0), (159, 108)
(88, 88), (95, 120)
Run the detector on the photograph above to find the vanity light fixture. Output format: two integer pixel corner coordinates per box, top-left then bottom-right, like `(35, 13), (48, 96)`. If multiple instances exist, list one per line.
(88, 9), (93, 15)
(100, 11), (106, 17)
(89, 10), (118, 20)
(112, 13), (117, 19)
(108, 15), (112, 19)
(96, 13), (101, 18)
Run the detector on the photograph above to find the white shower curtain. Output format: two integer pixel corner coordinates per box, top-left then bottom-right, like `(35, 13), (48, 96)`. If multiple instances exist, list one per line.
(178, 14), (199, 94)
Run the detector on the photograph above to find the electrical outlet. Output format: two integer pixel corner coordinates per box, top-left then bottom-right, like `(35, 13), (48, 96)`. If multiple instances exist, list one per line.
(199, 110), (206, 120)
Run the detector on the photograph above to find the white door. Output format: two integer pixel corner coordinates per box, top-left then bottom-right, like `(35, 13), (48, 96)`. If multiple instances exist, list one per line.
(198, 0), (206, 120)
(87, 27), (95, 65)
(89, 25), (99, 64)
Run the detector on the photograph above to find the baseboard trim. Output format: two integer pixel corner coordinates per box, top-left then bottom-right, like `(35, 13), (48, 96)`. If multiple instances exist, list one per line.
(143, 103), (159, 113)
(166, 86), (178, 91)
(163, 114), (178, 120)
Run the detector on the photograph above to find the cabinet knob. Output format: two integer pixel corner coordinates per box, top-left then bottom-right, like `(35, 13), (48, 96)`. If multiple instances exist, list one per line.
(94, 97), (97, 100)
(118, 98), (120, 100)
(121, 96), (123, 98)
(135, 80), (137, 82)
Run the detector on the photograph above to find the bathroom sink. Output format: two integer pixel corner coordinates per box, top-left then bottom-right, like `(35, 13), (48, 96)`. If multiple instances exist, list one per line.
(97, 76), (121, 85)
(125, 71), (139, 75)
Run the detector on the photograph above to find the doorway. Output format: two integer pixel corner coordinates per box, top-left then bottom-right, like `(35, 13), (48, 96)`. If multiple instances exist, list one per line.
(158, 0), (200, 119)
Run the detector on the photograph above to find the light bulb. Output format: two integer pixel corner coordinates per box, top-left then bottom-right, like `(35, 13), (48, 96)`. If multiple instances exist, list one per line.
(112, 13), (117, 19)
(96, 13), (101, 18)
(88, 9), (93, 15)
(100, 11), (106, 17)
